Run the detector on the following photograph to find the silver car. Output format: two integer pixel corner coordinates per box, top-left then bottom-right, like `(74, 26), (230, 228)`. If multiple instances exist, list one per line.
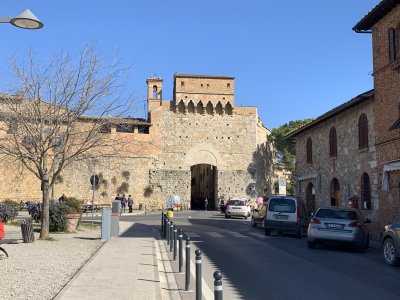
(307, 207), (370, 251)
(225, 199), (249, 219)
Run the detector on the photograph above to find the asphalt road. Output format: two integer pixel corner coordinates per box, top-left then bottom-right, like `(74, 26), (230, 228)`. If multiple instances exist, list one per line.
(85, 211), (400, 300)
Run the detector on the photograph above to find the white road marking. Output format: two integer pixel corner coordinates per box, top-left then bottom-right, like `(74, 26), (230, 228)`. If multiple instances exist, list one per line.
(185, 231), (200, 238)
(207, 232), (224, 238)
(248, 232), (271, 239)
(228, 232), (248, 238)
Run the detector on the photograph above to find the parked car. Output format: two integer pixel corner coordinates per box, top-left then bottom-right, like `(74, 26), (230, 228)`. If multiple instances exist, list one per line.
(381, 222), (400, 266)
(263, 195), (310, 238)
(307, 207), (370, 251)
(225, 199), (249, 219)
(251, 202), (267, 227)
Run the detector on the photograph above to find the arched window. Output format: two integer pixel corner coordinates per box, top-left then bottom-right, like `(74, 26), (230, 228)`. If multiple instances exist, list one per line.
(329, 126), (337, 158)
(178, 100), (186, 114)
(215, 102), (223, 115)
(361, 173), (371, 210)
(206, 102), (214, 115)
(152, 85), (157, 99)
(358, 113), (369, 149)
(306, 137), (312, 164)
(197, 101), (204, 114)
(187, 100), (195, 113)
(389, 28), (397, 62)
(225, 102), (233, 115)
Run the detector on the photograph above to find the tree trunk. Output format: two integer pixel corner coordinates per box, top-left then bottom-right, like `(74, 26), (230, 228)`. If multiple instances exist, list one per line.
(40, 179), (50, 239)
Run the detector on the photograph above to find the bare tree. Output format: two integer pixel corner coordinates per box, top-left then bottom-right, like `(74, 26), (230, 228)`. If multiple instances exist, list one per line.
(0, 46), (131, 238)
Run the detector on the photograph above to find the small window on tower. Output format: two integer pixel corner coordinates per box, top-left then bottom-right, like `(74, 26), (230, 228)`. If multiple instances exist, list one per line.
(227, 83), (230, 88)
(181, 81), (185, 87)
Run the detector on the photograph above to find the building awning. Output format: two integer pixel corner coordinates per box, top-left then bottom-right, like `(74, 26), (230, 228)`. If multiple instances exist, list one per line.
(382, 160), (400, 192)
(296, 173), (318, 181)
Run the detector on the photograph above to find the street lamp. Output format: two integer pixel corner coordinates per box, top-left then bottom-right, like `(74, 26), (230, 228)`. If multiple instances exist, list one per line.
(0, 9), (43, 29)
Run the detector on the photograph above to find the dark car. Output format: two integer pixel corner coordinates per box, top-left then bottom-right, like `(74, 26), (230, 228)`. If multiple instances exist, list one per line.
(381, 222), (400, 266)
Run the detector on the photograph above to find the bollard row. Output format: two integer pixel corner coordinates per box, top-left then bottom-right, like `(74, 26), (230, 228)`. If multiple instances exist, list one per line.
(160, 212), (223, 300)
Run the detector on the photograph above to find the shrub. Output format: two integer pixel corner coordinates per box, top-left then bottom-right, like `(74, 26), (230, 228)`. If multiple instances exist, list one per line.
(3, 199), (19, 207)
(0, 204), (19, 222)
(64, 197), (82, 214)
(49, 201), (70, 232)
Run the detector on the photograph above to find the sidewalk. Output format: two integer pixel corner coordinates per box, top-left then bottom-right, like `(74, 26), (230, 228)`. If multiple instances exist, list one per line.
(55, 219), (180, 300)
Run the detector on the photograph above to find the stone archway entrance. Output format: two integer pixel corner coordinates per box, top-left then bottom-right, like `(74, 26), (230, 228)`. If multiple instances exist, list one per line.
(190, 164), (217, 210)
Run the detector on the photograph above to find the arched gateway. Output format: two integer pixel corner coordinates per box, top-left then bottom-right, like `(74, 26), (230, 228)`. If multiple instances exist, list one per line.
(186, 143), (221, 210)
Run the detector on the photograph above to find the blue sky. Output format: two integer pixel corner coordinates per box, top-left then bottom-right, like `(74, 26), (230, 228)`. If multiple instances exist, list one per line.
(0, 1), (380, 129)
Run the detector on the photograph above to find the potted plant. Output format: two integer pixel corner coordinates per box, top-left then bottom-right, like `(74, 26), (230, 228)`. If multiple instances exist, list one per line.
(64, 197), (82, 232)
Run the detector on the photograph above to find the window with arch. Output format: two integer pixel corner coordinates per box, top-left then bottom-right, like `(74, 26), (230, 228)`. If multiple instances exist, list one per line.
(361, 172), (371, 210)
(215, 102), (223, 115)
(197, 101), (205, 114)
(206, 102), (214, 115)
(358, 113), (369, 149)
(225, 102), (233, 115)
(178, 100), (186, 114)
(306, 137), (312, 164)
(389, 27), (397, 63)
(329, 126), (337, 158)
(152, 85), (157, 99)
(187, 100), (195, 113)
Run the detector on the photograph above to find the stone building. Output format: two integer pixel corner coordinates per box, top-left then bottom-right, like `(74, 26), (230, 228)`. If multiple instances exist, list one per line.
(353, 0), (400, 229)
(286, 91), (379, 236)
(0, 74), (272, 210)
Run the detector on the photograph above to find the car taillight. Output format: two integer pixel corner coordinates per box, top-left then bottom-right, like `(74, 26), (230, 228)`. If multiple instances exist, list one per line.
(310, 218), (321, 224)
(349, 221), (362, 227)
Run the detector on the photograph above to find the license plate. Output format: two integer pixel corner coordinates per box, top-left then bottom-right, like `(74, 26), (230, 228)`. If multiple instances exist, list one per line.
(274, 214), (288, 220)
(326, 223), (343, 229)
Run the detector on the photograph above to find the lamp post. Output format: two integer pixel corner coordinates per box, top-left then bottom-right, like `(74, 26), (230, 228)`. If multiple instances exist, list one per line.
(0, 9), (43, 29)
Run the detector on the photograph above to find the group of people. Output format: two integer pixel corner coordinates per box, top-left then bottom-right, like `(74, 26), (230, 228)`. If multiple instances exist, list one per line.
(115, 194), (134, 213)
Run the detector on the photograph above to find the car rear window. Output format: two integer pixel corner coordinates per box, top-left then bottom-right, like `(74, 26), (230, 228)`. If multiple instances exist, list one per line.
(316, 209), (358, 220)
(229, 200), (245, 206)
(268, 198), (295, 213)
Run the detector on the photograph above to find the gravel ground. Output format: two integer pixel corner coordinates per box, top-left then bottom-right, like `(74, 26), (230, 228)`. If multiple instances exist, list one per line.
(0, 222), (104, 300)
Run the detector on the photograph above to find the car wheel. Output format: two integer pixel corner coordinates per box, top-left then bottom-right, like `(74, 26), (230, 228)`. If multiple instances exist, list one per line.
(308, 241), (316, 249)
(264, 228), (271, 236)
(251, 217), (256, 227)
(244, 215), (248, 220)
(382, 238), (400, 266)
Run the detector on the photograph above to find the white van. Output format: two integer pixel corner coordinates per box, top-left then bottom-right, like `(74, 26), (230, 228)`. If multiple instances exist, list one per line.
(263, 195), (310, 238)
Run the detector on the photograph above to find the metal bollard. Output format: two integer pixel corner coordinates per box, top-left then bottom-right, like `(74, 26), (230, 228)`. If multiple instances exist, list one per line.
(195, 249), (202, 300)
(178, 229), (183, 272)
(164, 217), (168, 239)
(185, 237), (191, 291)
(161, 212), (164, 233)
(214, 271), (223, 300)
(167, 220), (170, 245)
(173, 224), (177, 260)
(170, 222), (174, 252)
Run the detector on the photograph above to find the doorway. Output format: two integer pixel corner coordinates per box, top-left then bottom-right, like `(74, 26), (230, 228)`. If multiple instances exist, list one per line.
(190, 164), (217, 210)
(306, 182), (316, 213)
(330, 178), (340, 207)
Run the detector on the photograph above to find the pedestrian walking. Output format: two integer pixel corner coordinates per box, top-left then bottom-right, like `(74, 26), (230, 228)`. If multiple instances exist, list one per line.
(127, 195), (134, 213)
(204, 198), (208, 211)
(121, 194), (127, 213)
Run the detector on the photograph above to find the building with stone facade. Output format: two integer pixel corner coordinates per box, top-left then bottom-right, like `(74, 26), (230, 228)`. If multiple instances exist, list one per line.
(353, 0), (400, 231)
(0, 74), (272, 210)
(286, 91), (379, 236)
(288, 0), (400, 237)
